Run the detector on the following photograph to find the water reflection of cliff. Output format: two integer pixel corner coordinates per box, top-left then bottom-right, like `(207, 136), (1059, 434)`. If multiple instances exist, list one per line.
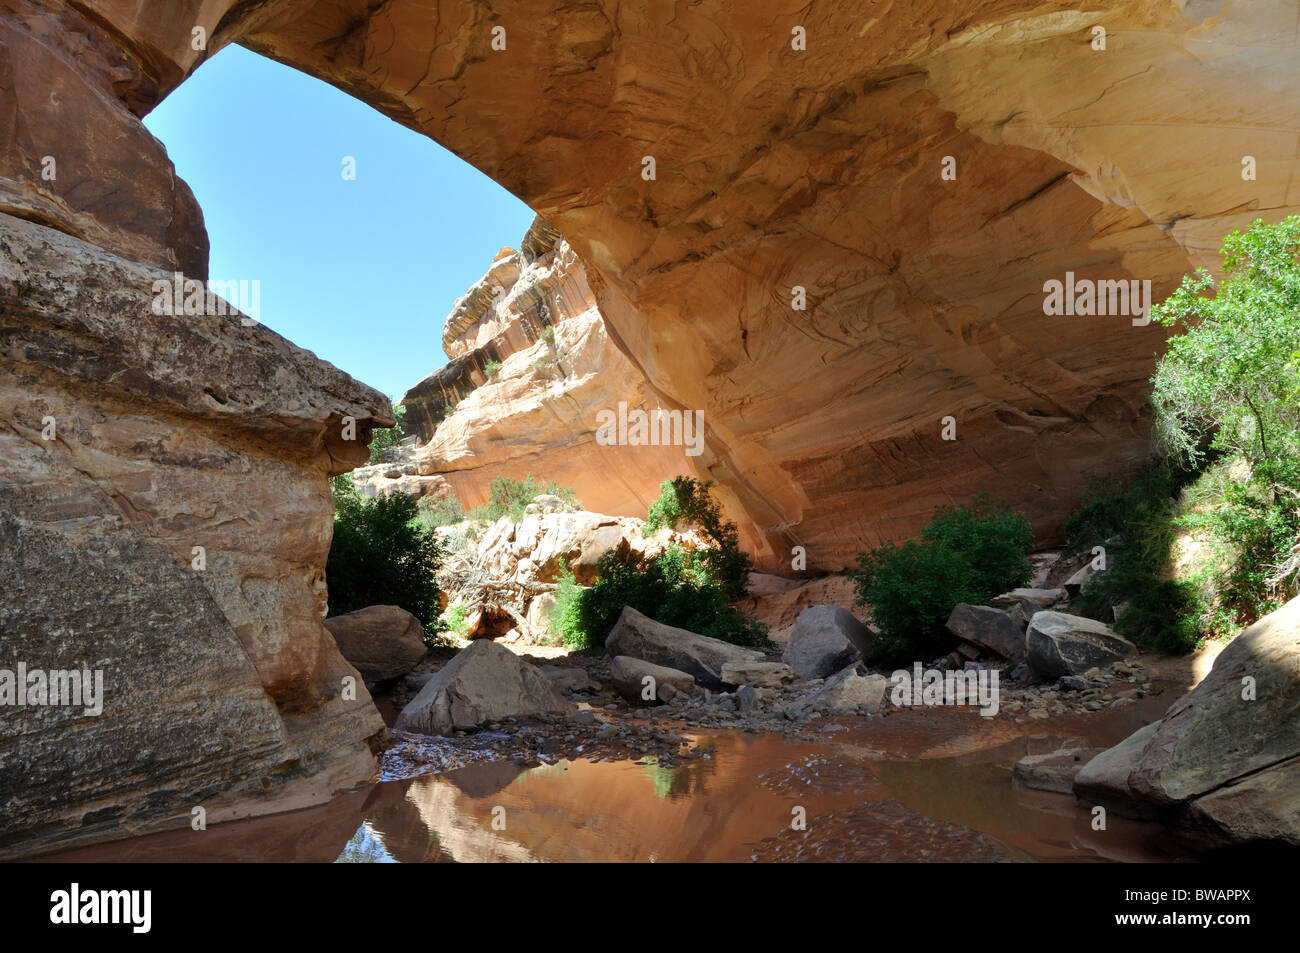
(361, 735), (804, 863)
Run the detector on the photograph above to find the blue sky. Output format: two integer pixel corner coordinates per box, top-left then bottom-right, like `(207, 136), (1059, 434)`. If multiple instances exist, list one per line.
(144, 44), (536, 401)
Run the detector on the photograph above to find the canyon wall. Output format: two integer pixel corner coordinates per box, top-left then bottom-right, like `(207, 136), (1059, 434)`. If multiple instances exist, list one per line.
(358, 215), (705, 520)
(0, 2), (392, 857)
(238, 0), (1300, 571)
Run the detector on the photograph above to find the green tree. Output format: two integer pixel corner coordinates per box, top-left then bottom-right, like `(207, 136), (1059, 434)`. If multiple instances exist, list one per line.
(550, 477), (768, 650)
(849, 495), (1034, 665)
(1149, 216), (1300, 618)
(326, 477), (444, 630)
(1151, 216), (1300, 470)
(643, 476), (752, 599)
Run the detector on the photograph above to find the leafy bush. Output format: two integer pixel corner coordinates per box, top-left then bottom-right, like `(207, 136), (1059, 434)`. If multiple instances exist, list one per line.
(484, 358), (502, 379)
(368, 403), (407, 464)
(551, 478), (768, 650)
(440, 601), (471, 636)
(548, 558), (587, 648)
(417, 494), (465, 528)
(326, 478), (444, 629)
(467, 474), (581, 523)
(643, 476), (751, 599)
(550, 541), (768, 651)
(849, 495), (1034, 665)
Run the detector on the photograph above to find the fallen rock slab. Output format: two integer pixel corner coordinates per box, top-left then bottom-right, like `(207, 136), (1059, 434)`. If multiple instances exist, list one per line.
(394, 640), (574, 735)
(720, 660), (793, 689)
(781, 606), (872, 679)
(1026, 611), (1136, 678)
(609, 656), (698, 704)
(1013, 747), (1105, 794)
(946, 603), (1026, 662)
(538, 665), (593, 693)
(1073, 594), (1300, 847)
(605, 605), (764, 689)
(990, 588), (1067, 609)
(324, 605), (428, 684)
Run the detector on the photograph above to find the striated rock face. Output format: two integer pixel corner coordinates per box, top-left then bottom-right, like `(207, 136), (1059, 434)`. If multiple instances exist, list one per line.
(0, 0), (226, 275)
(234, 0), (1300, 570)
(388, 216), (706, 521)
(0, 214), (392, 858)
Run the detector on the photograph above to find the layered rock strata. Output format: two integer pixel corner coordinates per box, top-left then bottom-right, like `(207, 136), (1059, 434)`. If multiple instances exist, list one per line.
(0, 214), (391, 858)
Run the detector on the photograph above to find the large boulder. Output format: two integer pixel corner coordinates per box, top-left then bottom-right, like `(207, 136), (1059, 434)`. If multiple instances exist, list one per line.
(324, 605), (428, 684)
(1073, 723), (1162, 820)
(604, 606), (764, 689)
(784, 664), (888, 718)
(945, 603), (1026, 662)
(609, 656), (698, 704)
(1074, 595), (1300, 847)
(1025, 611), (1136, 678)
(394, 641), (574, 735)
(781, 606), (873, 679)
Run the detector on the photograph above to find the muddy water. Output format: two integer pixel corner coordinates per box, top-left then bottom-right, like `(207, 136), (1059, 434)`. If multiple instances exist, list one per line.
(36, 693), (1194, 863)
(340, 692), (1196, 863)
(346, 707), (1191, 863)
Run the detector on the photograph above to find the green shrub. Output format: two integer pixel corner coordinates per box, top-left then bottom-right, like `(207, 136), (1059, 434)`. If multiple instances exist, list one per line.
(417, 494), (465, 528)
(551, 478), (768, 650)
(326, 479), (444, 630)
(469, 474), (581, 523)
(552, 541), (768, 651)
(440, 601), (471, 636)
(849, 495), (1033, 666)
(368, 403), (406, 464)
(643, 476), (751, 599)
(485, 358), (502, 379)
(548, 558), (588, 648)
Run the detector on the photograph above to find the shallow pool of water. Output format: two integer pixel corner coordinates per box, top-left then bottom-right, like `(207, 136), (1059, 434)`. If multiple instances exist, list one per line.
(341, 724), (1190, 863)
(37, 696), (1194, 863)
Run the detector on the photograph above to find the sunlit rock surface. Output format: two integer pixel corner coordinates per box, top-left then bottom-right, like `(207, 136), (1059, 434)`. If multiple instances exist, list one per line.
(390, 216), (705, 521)
(236, 0), (1300, 570)
(0, 214), (390, 858)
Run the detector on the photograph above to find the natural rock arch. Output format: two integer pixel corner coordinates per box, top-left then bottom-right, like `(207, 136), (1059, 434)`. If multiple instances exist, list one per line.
(3, 0), (1299, 855)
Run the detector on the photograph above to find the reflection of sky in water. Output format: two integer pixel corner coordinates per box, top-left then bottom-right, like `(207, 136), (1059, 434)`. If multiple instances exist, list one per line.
(336, 822), (398, 863)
